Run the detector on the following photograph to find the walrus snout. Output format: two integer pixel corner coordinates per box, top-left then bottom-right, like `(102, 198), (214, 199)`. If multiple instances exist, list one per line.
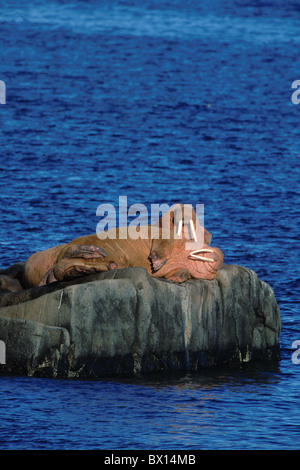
(149, 253), (168, 272)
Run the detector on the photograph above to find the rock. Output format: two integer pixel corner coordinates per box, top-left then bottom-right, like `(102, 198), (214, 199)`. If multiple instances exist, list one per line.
(0, 275), (23, 293)
(0, 265), (281, 378)
(0, 316), (69, 377)
(0, 262), (25, 293)
(0, 262), (25, 279)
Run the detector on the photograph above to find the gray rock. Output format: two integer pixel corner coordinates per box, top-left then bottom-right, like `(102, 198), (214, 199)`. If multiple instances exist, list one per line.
(0, 262), (25, 293)
(0, 265), (281, 378)
(0, 316), (70, 377)
(0, 275), (23, 293)
(0, 262), (25, 279)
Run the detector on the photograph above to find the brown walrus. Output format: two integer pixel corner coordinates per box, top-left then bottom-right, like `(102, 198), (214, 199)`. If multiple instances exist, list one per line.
(23, 204), (223, 287)
(23, 244), (67, 289)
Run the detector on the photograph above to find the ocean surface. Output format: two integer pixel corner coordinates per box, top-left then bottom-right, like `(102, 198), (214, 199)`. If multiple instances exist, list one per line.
(0, 0), (299, 450)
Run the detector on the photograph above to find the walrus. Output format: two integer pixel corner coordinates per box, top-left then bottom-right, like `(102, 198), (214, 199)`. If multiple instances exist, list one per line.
(23, 244), (68, 289)
(23, 204), (223, 287)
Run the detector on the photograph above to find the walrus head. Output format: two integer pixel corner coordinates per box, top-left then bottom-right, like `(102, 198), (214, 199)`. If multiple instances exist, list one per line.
(186, 245), (224, 279)
(151, 240), (224, 281)
(149, 203), (211, 272)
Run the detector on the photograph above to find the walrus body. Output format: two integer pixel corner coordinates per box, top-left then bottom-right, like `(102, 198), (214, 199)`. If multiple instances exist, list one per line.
(23, 244), (68, 289)
(23, 204), (223, 287)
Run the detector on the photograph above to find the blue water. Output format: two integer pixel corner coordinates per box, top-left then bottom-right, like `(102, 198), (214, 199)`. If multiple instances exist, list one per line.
(0, 0), (299, 450)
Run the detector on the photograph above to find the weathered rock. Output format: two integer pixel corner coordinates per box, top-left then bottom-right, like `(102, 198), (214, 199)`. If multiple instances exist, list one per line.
(0, 262), (25, 279)
(0, 316), (69, 377)
(0, 262), (25, 293)
(0, 275), (22, 293)
(0, 265), (281, 378)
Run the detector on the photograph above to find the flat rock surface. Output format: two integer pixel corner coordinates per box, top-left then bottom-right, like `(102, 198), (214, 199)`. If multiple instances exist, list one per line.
(0, 265), (281, 378)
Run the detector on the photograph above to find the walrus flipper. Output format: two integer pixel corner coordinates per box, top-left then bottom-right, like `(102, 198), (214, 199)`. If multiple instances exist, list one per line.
(62, 245), (107, 259)
(53, 257), (109, 282)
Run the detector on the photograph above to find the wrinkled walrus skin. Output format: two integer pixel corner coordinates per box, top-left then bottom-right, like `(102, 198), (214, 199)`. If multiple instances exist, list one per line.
(23, 204), (223, 287)
(23, 244), (68, 289)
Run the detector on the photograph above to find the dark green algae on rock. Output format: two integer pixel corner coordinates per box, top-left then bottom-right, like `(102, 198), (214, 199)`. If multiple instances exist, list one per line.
(0, 265), (281, 379)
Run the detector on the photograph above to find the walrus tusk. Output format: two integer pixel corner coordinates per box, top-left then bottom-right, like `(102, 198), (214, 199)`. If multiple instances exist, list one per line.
(177, 220), (182, 237)
(177, 219), (198, 241)
(189, 220), (198, 242)
(191, 248), (214, 254)
(190, 254), (215, 262)
(189, 248), (215, 262)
